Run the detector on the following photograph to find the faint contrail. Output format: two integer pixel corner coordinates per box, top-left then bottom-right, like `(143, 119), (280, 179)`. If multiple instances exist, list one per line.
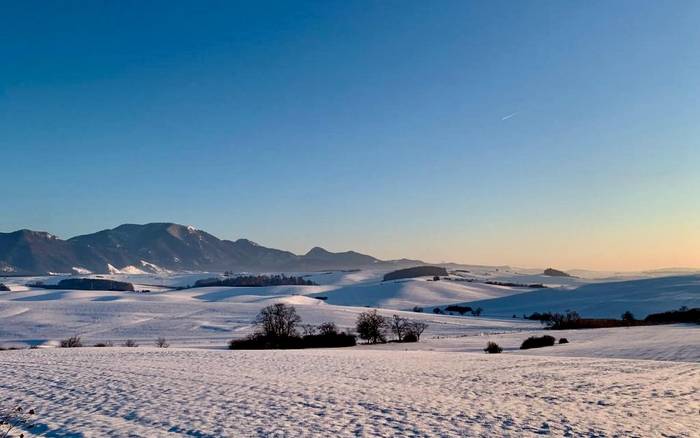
(501, 112), (518, 121)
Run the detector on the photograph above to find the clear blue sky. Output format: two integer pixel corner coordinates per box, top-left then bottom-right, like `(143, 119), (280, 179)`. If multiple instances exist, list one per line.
(2, 1), (699, 270)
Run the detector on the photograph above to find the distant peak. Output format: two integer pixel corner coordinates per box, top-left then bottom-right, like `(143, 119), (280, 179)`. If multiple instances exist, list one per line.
(11, 229), (58, 240)
(235, 238), (260, 247)
(544, 268), (571, 277)
(306, 246), (331, 256)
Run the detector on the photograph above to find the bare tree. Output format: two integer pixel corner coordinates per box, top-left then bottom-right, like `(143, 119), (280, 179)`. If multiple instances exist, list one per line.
(60, 335), (83, 348)
(355, 310), (387, 344)
(471, 307), (483, 317)
(255, 303), (302, 338)
(406, 320), (428, 341)
(155, 337), (169, 348)
(389, 314), (409, 341)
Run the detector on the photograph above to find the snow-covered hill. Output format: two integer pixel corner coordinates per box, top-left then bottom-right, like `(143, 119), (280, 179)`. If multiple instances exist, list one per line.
(459, 275), (700, 319)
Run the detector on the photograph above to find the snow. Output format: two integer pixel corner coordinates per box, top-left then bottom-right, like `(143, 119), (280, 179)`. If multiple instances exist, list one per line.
(310, 276), (529, 309)
(0, 347), (697, 437)
(115, 265), (148, 275)
(101, 261), (172, 275)
(0, 284), (538, 348)
(0, 269), (698, 436)
(461, 275), (700, 319)
(361, 324), (700, 362)
(0, 270), (698, 350)
(71, 267), (92, 275)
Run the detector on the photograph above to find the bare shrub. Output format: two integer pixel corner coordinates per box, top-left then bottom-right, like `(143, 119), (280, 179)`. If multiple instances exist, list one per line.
(0, 404), (36, 437)
(355, 310), (388, 344)
(155, 337), (169, 348)
(520, 335), (556, 350)
(558, 338), (569, 344)
(484, 341), (503, 353)
(60, 335), (82, 348)
(94, 341), (113, 347)
(122, 339), (138, 347)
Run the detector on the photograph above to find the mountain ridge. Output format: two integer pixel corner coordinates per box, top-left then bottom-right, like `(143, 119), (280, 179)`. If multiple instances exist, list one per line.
(0, 222), (422, 275)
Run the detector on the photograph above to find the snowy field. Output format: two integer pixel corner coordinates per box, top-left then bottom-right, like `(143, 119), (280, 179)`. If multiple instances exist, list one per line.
(1, 347), (697, 437)
(1, 268), (698, 437)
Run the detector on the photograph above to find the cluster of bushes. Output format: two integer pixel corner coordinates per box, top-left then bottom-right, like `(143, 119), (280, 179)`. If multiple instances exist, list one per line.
(445, 305), (472, 315)
(229, 304), (357, 350)
(194, 274), (316, 288)
(229, 304), (430, 349)
(546, 311), (583, 329)
(484, 336), (568, 354)
(436, 306), (482, 316)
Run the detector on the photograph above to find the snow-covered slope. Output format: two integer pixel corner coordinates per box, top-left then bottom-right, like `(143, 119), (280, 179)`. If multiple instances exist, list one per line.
(461, 275), (700, 319)
(308, 274), (532, 309)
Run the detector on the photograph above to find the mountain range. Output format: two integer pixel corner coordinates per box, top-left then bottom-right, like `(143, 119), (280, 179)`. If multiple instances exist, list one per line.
(0, 223), (422, 275)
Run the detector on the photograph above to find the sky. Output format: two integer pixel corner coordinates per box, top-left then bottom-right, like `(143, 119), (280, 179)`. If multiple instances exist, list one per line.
(1, 1), (699, 271)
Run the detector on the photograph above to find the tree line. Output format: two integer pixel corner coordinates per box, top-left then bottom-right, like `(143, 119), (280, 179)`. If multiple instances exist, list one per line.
(195, 274), (316, 288)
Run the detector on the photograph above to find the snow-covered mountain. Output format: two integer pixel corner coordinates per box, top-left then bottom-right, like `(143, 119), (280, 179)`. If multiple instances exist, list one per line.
(0, 222), (418, 274)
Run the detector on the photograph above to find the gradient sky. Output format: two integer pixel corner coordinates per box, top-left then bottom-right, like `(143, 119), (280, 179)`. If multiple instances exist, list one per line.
(2, 1), (699, 271)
